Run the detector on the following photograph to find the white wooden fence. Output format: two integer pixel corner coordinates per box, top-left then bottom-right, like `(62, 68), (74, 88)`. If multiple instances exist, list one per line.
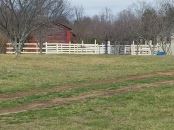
(111, 45), (131, 55)
(45, 43), (106, 54)
(6, 43), (108, 54)
(6, 43), (40, 54)
(131, 45), (152, 55)
(6, 42), (171, 55)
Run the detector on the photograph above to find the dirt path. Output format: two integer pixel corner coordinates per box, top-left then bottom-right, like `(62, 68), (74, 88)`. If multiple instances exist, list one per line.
(0, 79), (174, 116)
(1, 70), (174, 101)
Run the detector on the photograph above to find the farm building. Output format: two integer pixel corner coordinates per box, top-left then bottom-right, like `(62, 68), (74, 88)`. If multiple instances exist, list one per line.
(27, 23), (76, 43)
(6, 23), (77, 53)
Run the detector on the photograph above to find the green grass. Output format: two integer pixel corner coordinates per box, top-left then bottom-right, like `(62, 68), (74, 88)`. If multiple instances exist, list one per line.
(0, 55), (174, 130)
(0, 55), (174, 93)
(0, 85), (174, 130)
(0, 75), (174, 109)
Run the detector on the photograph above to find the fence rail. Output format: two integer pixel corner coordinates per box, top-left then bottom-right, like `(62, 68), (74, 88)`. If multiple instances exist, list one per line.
(45, 43), (106, 54)
(6, 42), (171, 55)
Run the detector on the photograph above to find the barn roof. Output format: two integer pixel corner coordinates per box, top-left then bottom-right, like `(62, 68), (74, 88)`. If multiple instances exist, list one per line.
(54, 23), (72, 31)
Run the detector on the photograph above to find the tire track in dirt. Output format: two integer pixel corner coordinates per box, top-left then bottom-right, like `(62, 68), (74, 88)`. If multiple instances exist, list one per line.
(1, 70), (174, 101)
(0, 79), (174, 116)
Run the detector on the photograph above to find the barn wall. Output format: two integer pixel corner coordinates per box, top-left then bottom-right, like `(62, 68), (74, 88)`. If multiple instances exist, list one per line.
(27, 24), (74, 44)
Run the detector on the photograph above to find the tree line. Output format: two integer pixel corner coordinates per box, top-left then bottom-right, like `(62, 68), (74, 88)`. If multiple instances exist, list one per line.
(0, 0), (174, 54)
(72, 0), (174, 46)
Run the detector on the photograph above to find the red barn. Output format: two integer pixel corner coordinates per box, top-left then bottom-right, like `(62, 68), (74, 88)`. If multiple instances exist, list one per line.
(6, 23), (77, 54)
(27, 23), (76, 43)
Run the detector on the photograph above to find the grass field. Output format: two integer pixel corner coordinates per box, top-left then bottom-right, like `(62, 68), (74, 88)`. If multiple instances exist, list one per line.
(0, 55), (174, 130)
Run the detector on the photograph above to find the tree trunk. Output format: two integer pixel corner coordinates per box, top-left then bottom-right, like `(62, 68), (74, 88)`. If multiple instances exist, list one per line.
(13, 42), (22, 57)
(39, 43), (43, 54)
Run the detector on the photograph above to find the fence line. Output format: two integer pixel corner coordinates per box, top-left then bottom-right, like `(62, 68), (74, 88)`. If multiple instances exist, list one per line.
(45, 43), (112, 54)
(6, 42), (171, 55)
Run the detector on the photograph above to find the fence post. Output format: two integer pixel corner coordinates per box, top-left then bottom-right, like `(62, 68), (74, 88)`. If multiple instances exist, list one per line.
(99, 45), (100, 54)
(149, 41), (153, 55)
(45, 42), (48, 54)
(170, 34), (174, 55)
(60, 43), (62, 53)
(36, 43), (39, 54)
(118, 45), (120, 55)
(108, 41), (111, 54)
(149, 43), (152, 55)
(56, 43), (58, 54)
(95, 39), (97, 54)
(74, 44), (76, 54)
(114, 42), (116, 55)
(105, 41), (108, 54)
(77, 43), (79, 54)
(81, 40), (84, 53)
(69, 41), (71, 54)
(124, 45), (127, 55)
(131, 41), (135, 55)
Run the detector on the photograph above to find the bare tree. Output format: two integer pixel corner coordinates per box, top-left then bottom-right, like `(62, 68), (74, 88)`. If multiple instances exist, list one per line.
(73, 6), (86, 42)
(99, 8), (114, 42)
(70, 0), (174, 52)
(100, 7), (114, 23)
(155, 0), (174, 54)
(72, 7), (115, 44)
(0, 0), (70, 56)
(0, 33), (7, 54)
(159, 0), (174, 35)
(142, 8), (160, 42)
(74, 5), (84, 22)
(114, 9), (140, 44)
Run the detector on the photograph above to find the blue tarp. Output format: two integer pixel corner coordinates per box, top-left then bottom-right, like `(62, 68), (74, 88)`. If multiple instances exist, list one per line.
(155, 51), (166, 56)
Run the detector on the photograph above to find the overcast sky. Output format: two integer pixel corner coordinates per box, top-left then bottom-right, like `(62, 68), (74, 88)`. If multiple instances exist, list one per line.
(70, 0), (154, 16)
